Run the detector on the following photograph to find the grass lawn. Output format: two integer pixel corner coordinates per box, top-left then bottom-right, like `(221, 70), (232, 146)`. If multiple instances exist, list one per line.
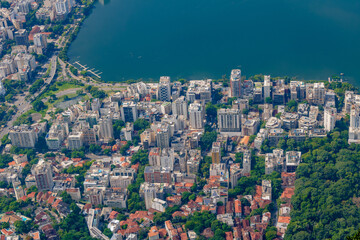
(42, 82), (84, 99)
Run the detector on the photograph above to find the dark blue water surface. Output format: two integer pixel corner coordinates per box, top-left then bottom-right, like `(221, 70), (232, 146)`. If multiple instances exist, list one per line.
(68, 0), (360, 83)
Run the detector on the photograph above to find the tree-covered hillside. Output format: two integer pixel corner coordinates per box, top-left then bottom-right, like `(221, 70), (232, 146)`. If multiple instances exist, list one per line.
(284, 118), (360, 240)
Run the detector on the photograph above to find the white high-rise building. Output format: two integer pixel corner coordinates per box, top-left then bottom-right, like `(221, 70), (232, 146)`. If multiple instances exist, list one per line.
(9, 125), (37, 148)
(158, 76), (171, 101)
(99, 117), (114, 140)
(350, 105), (360, 128)
(155, 124), (170, 148)
(218, 108), (241, 132)
(160, 148), (175, 171)
(172, 96), (188, 119)
(349, 105), (360, 144)
(144, 183), (157, 210)
(33, 33), (47, 49)
(230, 69), (241, 98)
(324, 107), (337, 132)
(55, 0), (74, 15)
(55, 0), (68, 15)
(189, 103), (204, 129)
(31, 159), (53, 191)
(264, 75), (271, 99)
(0, 80), (5, 96)
(68, 132), (83, 149)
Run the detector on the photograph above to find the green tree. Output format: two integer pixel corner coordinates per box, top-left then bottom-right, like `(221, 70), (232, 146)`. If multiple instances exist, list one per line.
(14, 220), (31, 234)
(133, 119), (150, 133)
(32, 100), (46, 112)
(26, 185), (38, 194)
(113, 120), (125, 139)
(200, 131), (217, 152)
(205, 103), (217, 122)
(103, 228), (113, 238)
(265, 97), (272, 104)
(89, 144), (101, 153)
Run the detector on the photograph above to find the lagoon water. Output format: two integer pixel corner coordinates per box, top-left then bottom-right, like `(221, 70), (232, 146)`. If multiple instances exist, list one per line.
(68, 0), (360, 83)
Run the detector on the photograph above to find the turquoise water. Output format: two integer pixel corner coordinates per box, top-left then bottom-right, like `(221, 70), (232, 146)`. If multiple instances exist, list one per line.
(68, 0), (360, 83)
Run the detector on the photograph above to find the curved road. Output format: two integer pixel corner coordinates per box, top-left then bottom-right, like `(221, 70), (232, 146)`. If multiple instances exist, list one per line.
(0, 56), (57, 140)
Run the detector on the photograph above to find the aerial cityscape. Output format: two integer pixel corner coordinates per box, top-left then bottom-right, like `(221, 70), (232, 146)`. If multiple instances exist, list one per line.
(0, 0), (359, 240)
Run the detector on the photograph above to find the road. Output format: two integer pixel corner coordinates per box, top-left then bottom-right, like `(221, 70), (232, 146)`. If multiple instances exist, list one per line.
(0, 56), (58, 140)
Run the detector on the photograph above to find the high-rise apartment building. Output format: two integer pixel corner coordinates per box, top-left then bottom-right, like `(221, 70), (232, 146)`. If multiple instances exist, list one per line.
(144, 183), (157, 210)
(156, 125), (170, 148)
(230, 69), (241, 98)
(349, 105), (360, 144)
(158, 76), (171, 101)
(31, 159), (53, 191)
(189, 103), (204, 129)
(172, 96), (188, 119)
(99, 116), (114, 140)
(144, 166), (171, 184)
(350, 105), (360, 128)
(218, 108), (241, 132)
(33, 33), (47, 49)
(14, 29), (29, 46)
(68, 132), (83, 149)
(263, 75), (271, 100)
(186, 80), (212, 104)
(243, 149), (251, 174)
(211, 142), (221, 164)
(121, 101), (137, 122)
(324, 107), (337, 132)
(9, 125), (37, 148)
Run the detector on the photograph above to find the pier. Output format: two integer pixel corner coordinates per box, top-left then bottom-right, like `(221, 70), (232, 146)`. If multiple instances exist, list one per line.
(73, 61), (102, 79)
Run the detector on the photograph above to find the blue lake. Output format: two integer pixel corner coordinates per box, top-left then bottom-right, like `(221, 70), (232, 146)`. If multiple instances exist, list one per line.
(68, 0), (360, 83)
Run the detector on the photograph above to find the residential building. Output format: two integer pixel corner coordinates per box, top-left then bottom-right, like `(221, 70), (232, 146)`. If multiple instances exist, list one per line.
(144, 166), (172, 184)
(324, 107), (337, 132)
(88, 188), (104, 206)
(211, 142), (221, 164)
(160, 148), (175, 170)
(67, 132), (83, 149)
(189, 103), (204, 129)
(242, 119), (260, 136)
(243, 149), (251, 174)
(99, 116), (114, 141)
(218, 108), (241, 132)
(9, 125), (38, 148)
(158, 76), (171, 101)
(265, 149), (284, 174)
(262, 180), (272, 200)
(290, 81), (306, 101)
(172, 96), (188, 119)
(230, 163), (242, 189)
(280, 112), (298, 130)
(14, 29), (29, 46)
(306, 82), (325, 105)
(33, 33), (47, 49)
(230, 69), (241, 98)
(151, 198), (167, 212)
(46, 122), (68, 150)
(121, 101), (137, 122)
(298, 116), (318, 130)
(263, 75), (271, 100)
(155, 124), (170, 148)
(285, 151), (301, 173)
(144, 183), (157, 209)
(186, 80), (212, 104)
(31, 159), (53, 191)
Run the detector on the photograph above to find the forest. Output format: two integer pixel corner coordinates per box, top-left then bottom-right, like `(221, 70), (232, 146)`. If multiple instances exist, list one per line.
(283, 118), (360, 239)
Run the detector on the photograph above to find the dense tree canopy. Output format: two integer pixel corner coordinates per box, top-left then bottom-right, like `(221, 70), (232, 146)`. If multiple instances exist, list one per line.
(284, 120), (360, 240)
